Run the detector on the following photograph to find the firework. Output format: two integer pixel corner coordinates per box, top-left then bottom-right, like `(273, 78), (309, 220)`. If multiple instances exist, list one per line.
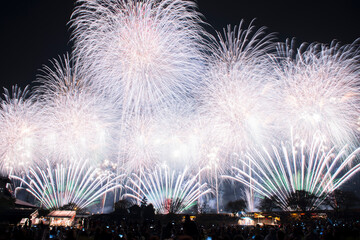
(117, 101), (202, 174)
(2, 0), (360, 214)
(0, 86), (43, 176)
(198, 20), (277, 159)
(275, 39), (360, 148)
(224, 133), (360, 210)
(36, 55), (119, 164)
(155, 102), (203, 171)
(196, 21), (277, 212)
(11, 160), (124, 210)
(71, 0), (206, 118)
(117, 115), (165, 174)
(125, 165), (212, 214)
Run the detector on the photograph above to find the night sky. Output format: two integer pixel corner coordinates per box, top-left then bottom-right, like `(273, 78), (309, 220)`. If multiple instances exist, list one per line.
(0, 0), (359, 90)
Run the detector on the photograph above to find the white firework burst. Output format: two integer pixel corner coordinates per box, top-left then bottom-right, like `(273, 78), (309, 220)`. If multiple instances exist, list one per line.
(117, 115), (165, 174)
(0, 86), (43, 176)
(275, 39), (360, 148)
(199, 21), (276, 159)
(155, 101), (203, 171)
(36, 55), (119, 165)
(11, 159), (124, 210)
(125, 165), (212, 214)
(71, 0), (206, 118)
(117, 100), (201, 174)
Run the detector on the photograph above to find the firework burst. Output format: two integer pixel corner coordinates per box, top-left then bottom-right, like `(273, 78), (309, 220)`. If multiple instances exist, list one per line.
(0, 86), (43, 176)
(117, 101), (203, 174)
(155, 102), (203, 171)
(36, 55), (119, 164)
(225, 133), (360, 210)
(117, 115), (165, 174)
(125, 165), (212, 214)
(11, 160), (124, 210)
(198, 21), (276, 160)
(71, 0), (206, 118)
(275, 39), (360, 148)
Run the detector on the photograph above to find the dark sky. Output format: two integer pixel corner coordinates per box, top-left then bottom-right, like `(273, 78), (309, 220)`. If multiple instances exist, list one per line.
(0, 0), (359, 90)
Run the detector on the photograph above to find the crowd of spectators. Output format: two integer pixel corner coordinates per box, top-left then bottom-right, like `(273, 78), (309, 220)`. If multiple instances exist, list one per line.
(0, 215), (359, 240)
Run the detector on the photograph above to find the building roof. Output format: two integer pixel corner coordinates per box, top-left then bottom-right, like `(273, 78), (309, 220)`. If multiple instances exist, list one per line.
(15, 199), (37, 208)
(48, 210), (76, 218)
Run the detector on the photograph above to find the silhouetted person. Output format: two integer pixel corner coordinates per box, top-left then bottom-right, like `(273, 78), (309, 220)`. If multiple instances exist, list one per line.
(276, 230), (285, 240)
(183, 215), (199, 240)
(162, 221), (173, 239)
(264, 228), (276, 240)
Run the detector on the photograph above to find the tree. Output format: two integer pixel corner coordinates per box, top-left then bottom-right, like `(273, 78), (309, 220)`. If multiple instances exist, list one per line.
(114, 199), (132, 214)
(143, 203), (155, 220)
(198, 201), (210, 214)
(141, 196), (148, 209)
(165, 198), (185, 214)
(0, 196), (15, 210)
(258, 196), (280, 212)
(129, 204), (141, 216)
(59, 203), (81, 212)
(225, 199), (246, 214)
(324, 189), (359, 211)
(286, 190), (318, 212)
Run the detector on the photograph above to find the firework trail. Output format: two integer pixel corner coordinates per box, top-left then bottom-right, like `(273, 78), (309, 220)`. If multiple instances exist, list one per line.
(11, 159), (124, 210)
(0, 86), (43, 176)
(225, 133), (360, 210)
(275, 39), (360, 148)
(125, 165), (212, 214)
(198, 20), (277, 160)
(71, 0), (206, 119)
(36, 55), (119, 165)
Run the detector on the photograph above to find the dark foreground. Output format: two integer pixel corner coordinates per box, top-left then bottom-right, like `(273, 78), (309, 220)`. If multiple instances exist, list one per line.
(1, 217), (360, 240)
